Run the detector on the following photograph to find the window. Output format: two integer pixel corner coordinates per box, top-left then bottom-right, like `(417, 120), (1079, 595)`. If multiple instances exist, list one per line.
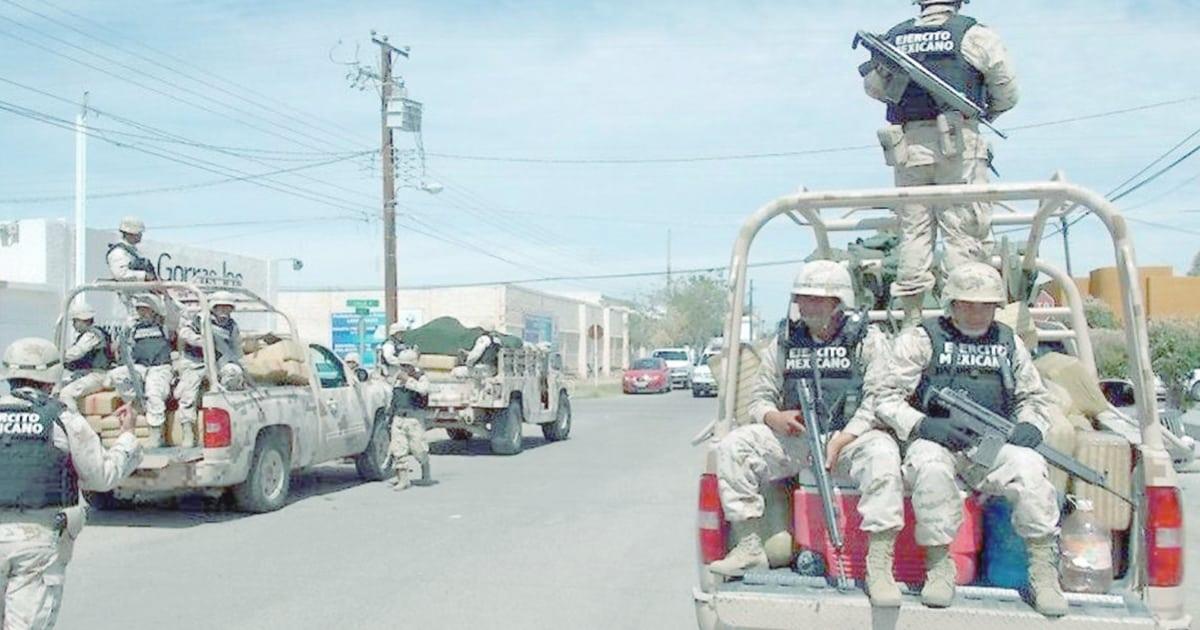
(653, 350), (688, 362)
(309, 345), (347, 389)
(632, 358), (664, 370)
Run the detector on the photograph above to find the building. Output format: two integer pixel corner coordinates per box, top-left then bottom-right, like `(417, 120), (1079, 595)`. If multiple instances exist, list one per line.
(1048, 266), (1200, 321)
(277, 284), (632, 377)
(0, 217), (270, 352)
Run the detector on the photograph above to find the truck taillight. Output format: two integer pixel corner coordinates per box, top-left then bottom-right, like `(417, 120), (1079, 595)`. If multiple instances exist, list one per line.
(203, 408), (232, 448)
(1146, 486), (1184, 587)
(698, 473), (728, 564)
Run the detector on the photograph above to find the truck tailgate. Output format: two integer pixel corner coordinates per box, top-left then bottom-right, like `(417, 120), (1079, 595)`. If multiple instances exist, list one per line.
(698, 571), (1156, 630)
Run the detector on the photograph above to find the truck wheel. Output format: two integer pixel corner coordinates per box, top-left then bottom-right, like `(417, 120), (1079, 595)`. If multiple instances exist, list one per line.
(489, 398), (524, 456)
(354, 414), (393, 481)
(541, 391), (571, 442)
(233, 432), (292, 513)
(447, 428), (472, 441)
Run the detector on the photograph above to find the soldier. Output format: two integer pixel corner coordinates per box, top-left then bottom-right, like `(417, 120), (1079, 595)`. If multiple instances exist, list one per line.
(387, 348), (431, 491)
(106, 215), (157, 282)
(343, 352), (368, 382)
(379, 323), (409, 381)
(708, 261), (907, 608)
(862, 0), (1018, 327)
(465, 325), (502, 376)
(58, 304), (111, 412)
(175, 292), (246, 448)
(109, 295), (174, 448)
(873, 262), (1065, 616)
(0, 337), (142, 629)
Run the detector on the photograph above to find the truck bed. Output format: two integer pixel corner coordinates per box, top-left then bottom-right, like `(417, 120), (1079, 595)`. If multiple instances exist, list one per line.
(698, 570), (1156, 630)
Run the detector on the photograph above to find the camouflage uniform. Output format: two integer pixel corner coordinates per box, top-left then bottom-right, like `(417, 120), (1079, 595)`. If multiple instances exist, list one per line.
(863, 3), (1018, 302)
(57, 328), (109, 413)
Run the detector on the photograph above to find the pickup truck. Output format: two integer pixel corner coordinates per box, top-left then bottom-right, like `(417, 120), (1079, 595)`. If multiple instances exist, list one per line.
(58, 283), (394, 513)
(693, 179), (1190, 629)
(419, 345), (572, 455)
(653, 347), (694, 389)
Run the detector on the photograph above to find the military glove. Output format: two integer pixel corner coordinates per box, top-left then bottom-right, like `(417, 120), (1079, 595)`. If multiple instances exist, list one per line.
(1007, 422), (1043, 448)
(913, 417), (975, 452)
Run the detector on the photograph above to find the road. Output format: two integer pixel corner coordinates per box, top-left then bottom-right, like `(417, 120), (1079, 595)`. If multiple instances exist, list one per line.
(57, 392), (1200, 629)
(60, 390), (714, 630)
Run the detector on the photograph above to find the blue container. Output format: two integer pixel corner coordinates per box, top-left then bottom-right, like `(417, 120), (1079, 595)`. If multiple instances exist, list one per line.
(982, 497), (1029, 588)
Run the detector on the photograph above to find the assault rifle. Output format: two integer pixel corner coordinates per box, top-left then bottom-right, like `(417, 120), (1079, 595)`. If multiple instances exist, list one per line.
(852, 30), (1008, 139)
(793, 375), (850, 590)
(116, 325), (147, 418)
(930, 388), (1133, 505)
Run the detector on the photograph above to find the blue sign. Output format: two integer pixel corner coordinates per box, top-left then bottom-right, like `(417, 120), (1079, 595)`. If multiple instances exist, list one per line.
(332, 312), (388, 367)
(523, 314), (555, 344)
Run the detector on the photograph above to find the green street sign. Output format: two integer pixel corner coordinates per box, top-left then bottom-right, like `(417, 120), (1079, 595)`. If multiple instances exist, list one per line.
(346, 299), (380, 308)
(355, 307), (371, 316)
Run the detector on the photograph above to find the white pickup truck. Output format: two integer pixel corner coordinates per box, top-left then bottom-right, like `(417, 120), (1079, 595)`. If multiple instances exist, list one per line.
(59, 283), (394, 513)
(693, 179), (1190, 629)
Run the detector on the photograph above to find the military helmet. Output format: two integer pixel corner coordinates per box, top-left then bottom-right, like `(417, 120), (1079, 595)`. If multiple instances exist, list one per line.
(345, 352), (362, 364)
(388, 322), (406, 336)
(209, 291), (237, 310)
(914, 0), (967, 5)
(119, 215), (146, 235)
(132, 294), (164, 315)
(70, 303), (96, 321)
(397, 348), (419, 366)
(942, 262), (1006, 305)
(2, 337), (63, 384)
(791, 260), (856, 309)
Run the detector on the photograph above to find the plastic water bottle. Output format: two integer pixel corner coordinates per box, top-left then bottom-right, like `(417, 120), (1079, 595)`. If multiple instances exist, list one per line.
(982, 497), (1028, 587)
(1060, 498), (1113, 594)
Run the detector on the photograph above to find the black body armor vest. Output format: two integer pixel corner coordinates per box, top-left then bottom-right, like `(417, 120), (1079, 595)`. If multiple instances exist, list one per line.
(779, 313), (869, 432)
(912, 317), (1016, 419)
(883, 14), (987, 123)
(0, 390), (79, 511)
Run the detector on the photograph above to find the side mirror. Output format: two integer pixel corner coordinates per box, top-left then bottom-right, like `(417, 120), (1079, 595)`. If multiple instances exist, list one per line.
(1099, 380), (1136, 408)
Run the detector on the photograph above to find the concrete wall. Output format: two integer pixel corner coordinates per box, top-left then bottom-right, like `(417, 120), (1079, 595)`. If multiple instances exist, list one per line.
(1048, 266), (1200, 322)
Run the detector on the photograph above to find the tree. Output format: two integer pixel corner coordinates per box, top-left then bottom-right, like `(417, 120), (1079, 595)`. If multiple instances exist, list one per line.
(1088, 319), (1200, 409)
(628, 273), (728, 353)
(1083, 296), (1119, 329)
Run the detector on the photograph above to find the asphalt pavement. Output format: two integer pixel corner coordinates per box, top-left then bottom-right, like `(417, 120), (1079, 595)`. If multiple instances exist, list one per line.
(60, 389), (715, 630)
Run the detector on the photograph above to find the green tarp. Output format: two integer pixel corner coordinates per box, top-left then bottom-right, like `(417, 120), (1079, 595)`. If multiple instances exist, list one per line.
(402, 316), (524, 356)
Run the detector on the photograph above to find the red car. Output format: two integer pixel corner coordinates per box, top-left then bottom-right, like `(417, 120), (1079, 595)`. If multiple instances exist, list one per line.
(623, 357), (671, 394)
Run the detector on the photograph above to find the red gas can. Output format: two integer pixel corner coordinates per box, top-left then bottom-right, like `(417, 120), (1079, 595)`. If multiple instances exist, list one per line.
(793, 485), (983, 585)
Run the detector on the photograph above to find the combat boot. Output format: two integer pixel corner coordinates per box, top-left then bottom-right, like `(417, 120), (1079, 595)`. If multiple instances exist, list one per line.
(901, 295), (924, 329)
(866, 529), (902, 607)
(390, 468), (411, 491)
(178, 421), (196, 448)
(920, 545), (956, 608)
(1027, 536), (1068, 617)
(143, 424), (163, 449)
(708, 519), (769, 578)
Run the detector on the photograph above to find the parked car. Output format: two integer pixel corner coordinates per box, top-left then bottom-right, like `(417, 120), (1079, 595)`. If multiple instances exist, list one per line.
(691, 353), (718, 398)
(623, 358), (671, 394)
(652, 347), (693, 389)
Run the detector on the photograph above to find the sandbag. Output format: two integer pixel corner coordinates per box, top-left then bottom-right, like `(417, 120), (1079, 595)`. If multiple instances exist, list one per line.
(1071, 430), (1132, 531)
(1035, 352), (1109, 419)
(417, 354), (458, 372)
(251, 339), (305, 364)
(82, 391), (124, 416)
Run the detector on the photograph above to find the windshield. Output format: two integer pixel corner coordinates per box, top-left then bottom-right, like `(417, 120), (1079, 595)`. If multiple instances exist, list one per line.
(631, 358), (664, 370)
(653, 350), (688, 361)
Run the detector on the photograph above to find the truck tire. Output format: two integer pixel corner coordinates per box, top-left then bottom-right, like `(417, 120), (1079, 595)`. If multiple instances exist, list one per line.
(489, 398), (524, 456)
(233, 432), (292, 513)
(541, 391), (571, 442)
(354, 414), (393, 481)
(447, 428), (472, 441)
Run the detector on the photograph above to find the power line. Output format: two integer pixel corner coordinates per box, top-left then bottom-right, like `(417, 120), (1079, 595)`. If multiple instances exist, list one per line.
(403, 257), (808, 289)
(1105, 126), (1200, 199)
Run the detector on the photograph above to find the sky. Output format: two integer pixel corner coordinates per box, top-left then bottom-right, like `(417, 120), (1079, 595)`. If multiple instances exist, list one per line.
(2, 0), (1199, 322)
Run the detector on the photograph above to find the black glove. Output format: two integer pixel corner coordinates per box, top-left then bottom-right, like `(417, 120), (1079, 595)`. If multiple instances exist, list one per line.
(1007, 422), (1043, 448)
(914, 418), (975, 452)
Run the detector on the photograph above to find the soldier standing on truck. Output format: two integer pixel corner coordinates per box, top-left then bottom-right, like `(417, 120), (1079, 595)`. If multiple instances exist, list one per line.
(387, 348), (431, 491)
(175, 291), (246, 449)
(106, 216), (157, 282)
(708, 262), (908, 608)
(109, 295), (174, 448)
(464, 325), (501, 377)
(873, 262), (1066, 616)
(58, 304), (111, 412)
(0, 337), (142, 629)
(861, 0), (1018, 328)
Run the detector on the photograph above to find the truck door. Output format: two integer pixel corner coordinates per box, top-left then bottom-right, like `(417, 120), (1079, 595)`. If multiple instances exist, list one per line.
(308, 344), (369, 460)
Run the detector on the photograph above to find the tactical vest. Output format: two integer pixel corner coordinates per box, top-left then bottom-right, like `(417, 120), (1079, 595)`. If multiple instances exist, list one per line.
(779, 313), (869, 432)
(65, 326), (111, 372)
(107, 242), (155, 275)
(390, 383), (428, 412)
(912, 317), (1016, 419)
(478, 335), (500, 366)
(0, 390), (79, 511)
(883, 14), (987, 123)
(184, 316), (237, 362)
(130, 320), (172, 366)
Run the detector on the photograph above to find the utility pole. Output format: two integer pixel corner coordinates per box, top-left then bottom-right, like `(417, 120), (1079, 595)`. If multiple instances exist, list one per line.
(1060, 217), (1074, 278)
(666, 228), (673, 295)
(73, 93), (88, 287)
(371, 32), (409, 328)
(747, 279), (754, 340)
